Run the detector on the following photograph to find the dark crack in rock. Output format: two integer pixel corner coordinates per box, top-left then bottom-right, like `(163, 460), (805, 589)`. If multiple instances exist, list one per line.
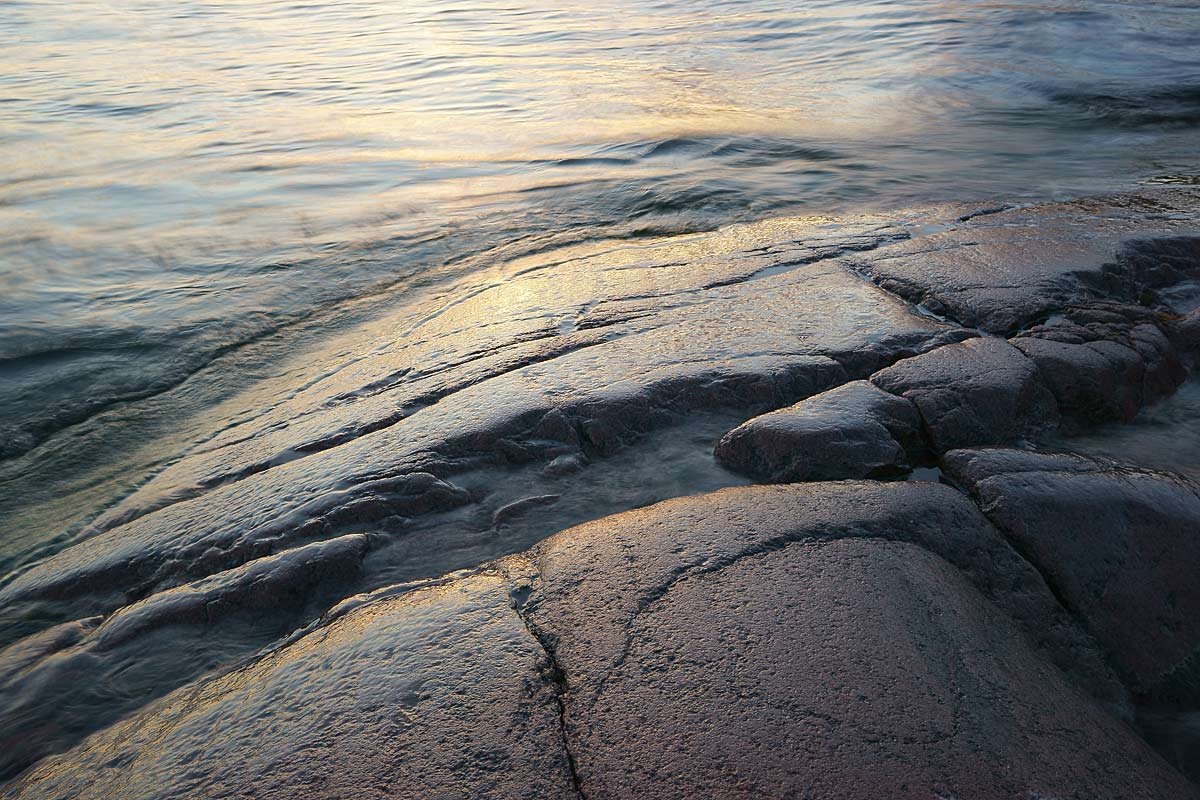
(943, 448), (1200, 703)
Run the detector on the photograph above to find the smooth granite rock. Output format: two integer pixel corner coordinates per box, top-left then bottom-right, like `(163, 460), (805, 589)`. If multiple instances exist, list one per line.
(871, 336), (1060, 452)
(11, 482), (1193, 800)
(713, 380), (925, 481)
(943, 448), (1200, 701)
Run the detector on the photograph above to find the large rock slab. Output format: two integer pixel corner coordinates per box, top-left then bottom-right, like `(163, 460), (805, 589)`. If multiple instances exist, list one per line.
(943, 448), (1200, 700)
(545, 537), (1182, 800)
(0, 222), (964, 774)
(2, 572), (578, 800)
(713, 380), (925, 481)
(871, 336), (1059, 452)
(850, 193), (1200, 333)
(10, 482), (1192, 800)
(0, 258), (962, 629)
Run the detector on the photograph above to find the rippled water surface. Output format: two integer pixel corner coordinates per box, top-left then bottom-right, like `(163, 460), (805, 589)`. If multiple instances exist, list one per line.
(3, 3), (1200, 784)
(3, 0), (1200, 458)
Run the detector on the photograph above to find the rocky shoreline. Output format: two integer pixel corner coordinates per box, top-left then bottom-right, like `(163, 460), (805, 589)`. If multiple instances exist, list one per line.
(3, 190), (1200, 797)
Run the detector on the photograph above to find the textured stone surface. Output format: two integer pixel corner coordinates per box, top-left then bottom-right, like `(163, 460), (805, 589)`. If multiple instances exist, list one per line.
(871, 336), (1059, 452)
(0, 535), (371, 780)
(943, 448), (1200, 700)
(849, 193), (1200, 333)
(1012, 300), (1187, 425)
(521, 482), (1128, 718)
(713, 380), (925, 481)
(0, 257), (960, 627)
(4, 194), (1200, 794)
(11, 482), (1194, 800)
(545, 537), (1181, 800)
(2, 573), (578, 800)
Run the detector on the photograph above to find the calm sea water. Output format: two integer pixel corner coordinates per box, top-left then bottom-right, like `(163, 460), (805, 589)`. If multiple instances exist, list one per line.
(2, 0), (1200, 455)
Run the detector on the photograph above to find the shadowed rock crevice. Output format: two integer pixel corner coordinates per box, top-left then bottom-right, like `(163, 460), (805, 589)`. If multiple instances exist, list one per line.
(507, 577), (587, 800)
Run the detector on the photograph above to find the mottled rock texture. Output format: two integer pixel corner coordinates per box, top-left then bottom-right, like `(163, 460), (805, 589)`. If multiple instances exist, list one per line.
(7, 483), (1193, 800)
(1012, 301), (1187, 425)
(944, 448), (1200, 702)
(713, 380), (924, 481)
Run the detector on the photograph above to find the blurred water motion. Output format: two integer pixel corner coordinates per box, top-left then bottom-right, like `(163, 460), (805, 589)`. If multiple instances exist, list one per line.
(1, 0), (1198, 456)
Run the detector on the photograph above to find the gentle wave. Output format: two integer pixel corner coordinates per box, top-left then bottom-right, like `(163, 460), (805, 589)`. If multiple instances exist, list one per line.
(1, 0), (1199, 458)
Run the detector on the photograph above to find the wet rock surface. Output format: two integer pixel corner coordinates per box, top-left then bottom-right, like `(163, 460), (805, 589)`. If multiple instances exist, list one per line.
(7, 483), (1193, 800)
(713, 380), (925, 481)
(3, 572), (579, 800)
(847, 192), (1200, 333)
(943, 448), (1200, 702)
(1012, 301), (1187, 425)
(2, 191), (1200, 794)
(871, 336), (1059, 452)
(0, 535), (370, 780)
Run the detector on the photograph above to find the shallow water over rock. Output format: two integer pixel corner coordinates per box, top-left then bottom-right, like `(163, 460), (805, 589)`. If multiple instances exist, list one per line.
(3, 0), (1200, 460)
(2, 191), (1199, 791)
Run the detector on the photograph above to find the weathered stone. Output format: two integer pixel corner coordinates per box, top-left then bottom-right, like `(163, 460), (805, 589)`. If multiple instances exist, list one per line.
(493, 494), (561, 526)
(943, 447), (1200, 701)
(850, 195), (1200, 334)
(514, 482), (1182, 799)
(713, 380), (924, 481)
(542, 452), (586, 477)
(1011, 335), (1148, 423)
(547, 538), (1182, 799)
(871, 337), (1059, 452)
(1012, 301), (1187, 425)
(12, 483), (1191, 800)
(2, 573), (578, 800)
(523, 482), (1127, 718)
(4, 195), (1200, 796)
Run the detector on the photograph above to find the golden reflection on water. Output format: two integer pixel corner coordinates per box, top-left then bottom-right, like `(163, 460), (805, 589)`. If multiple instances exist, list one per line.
(0, 1), (943, 255)
(0, 0), (1197, 328)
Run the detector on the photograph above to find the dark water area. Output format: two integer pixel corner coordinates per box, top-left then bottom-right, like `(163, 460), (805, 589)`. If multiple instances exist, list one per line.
(3, 0), (1200, 458)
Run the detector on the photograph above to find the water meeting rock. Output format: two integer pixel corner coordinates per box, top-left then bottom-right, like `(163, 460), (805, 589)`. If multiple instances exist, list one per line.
(2, 572), (579, 800)
(4, 193), (1200, 795)
(0, 535), (371, 781)
(848, 193), (1200, 333)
